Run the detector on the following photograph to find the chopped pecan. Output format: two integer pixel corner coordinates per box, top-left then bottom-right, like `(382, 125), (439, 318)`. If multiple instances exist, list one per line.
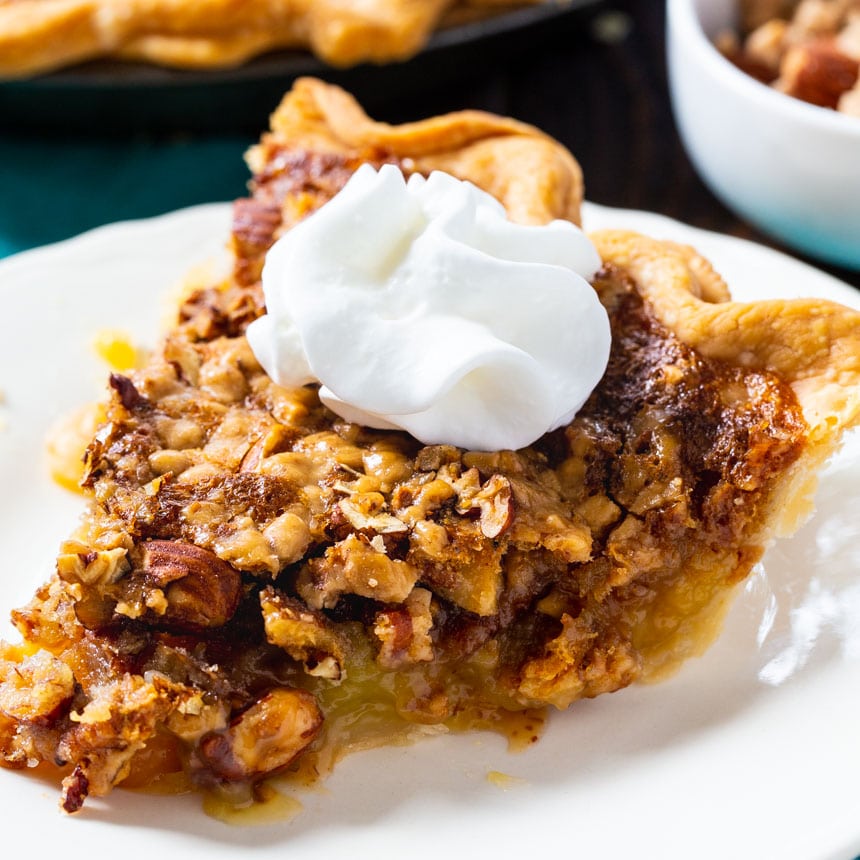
(262, 511), (312, 566)
(777, 37), (859, 108)
(261, 587), (346, 680)
(393, 477), (457, 526)
(337, 492), (408, 534)
(299, 533), (419, 609)
(413, 539), (505, 617)
(240, 424), (300, 473)
(56, 545), (130, 588)
(211, 517), (281, 575)
(195, 688), (322, 782)
(745, 18), (789, 74)
(198, 340), (253, 405)
(373, 587), (434, 669)
(162, 334), (202, 386)
(455, 472), (515, 539)
(61, 766), (89, 814)
(0, 650), (74, 725)
(55, 543), (132, 631)
(109, 373), (150, 412)
(414, 445), (462, 472)
(137, 541), (242, 629)
(517, 612), (642, 710)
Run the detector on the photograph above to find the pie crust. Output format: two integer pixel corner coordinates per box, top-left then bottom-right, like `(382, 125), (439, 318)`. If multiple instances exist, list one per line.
(0, 0), (545, 78)
(1, 79), (858, 815)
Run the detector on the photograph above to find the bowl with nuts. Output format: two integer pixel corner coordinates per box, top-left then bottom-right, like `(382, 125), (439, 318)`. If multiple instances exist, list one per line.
(667, 0), (860, 269)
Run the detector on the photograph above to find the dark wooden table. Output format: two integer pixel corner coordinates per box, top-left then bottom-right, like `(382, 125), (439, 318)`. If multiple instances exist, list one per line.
(376, 0), (860, 291)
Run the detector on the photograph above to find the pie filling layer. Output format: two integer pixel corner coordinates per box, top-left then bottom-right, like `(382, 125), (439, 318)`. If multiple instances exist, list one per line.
(0, 150), (808, 810)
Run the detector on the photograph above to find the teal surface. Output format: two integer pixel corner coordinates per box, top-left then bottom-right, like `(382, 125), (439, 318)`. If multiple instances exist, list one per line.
(0, 133), (253, 259)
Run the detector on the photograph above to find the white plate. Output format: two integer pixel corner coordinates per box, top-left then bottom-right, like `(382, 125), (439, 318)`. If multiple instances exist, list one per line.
(0, 203), (858, 860)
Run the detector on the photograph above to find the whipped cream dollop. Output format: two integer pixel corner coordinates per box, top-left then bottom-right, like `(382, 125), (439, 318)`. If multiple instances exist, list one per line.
(246, 164), (610, 451)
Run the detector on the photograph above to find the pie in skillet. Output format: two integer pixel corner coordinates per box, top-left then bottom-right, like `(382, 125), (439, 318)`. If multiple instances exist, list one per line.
(1, 79), (859, 814)
(0, 0), (549, 78)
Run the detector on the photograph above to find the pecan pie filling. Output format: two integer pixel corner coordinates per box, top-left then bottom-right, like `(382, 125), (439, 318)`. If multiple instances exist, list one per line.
(0, 234), (806, 812)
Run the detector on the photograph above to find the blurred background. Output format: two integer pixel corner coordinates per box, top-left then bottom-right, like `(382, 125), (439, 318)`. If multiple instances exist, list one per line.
(0, 0), (857, 288)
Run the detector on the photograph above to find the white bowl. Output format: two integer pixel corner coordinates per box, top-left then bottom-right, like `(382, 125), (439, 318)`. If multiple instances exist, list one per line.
(667, 0), (860, 270)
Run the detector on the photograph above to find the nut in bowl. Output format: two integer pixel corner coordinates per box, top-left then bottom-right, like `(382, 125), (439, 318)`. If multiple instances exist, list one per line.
(667, 0), (860, 270)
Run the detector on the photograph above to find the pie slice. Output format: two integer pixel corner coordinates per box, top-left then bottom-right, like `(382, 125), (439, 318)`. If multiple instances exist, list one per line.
(1, 79), (859, 815)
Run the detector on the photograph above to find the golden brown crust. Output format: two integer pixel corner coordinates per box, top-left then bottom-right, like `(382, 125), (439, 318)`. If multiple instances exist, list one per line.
(229, 77), (584, 288)
(254, 77), (585, 226)
(0, 0), (544, 78)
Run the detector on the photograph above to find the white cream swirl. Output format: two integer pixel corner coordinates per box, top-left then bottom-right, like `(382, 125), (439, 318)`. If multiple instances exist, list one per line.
(246, 164), (610, 451)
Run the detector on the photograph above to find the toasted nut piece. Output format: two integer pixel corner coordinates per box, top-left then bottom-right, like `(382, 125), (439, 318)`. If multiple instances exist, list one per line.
(777, 37), (859, 108)
(262, 511), (312, 565)
(261, 587), (346, 680)
(241, 424), (301, 472)
(196, 688), (322, 781)
(141, 540), (242, 629)
(56, 673), (205, 812)
(746, 18), (789, 72)
(55, 543), (132, 630)
(198, 340), (253, 404)
(162, 334), (202, 386)
(155, 416), (206, 450)
(109, 373), (150, 412)
(414, 444), (462, 472)
(148, 449), (194, 476)
(0, 650), (74, 724)
(476, 475), (515, 539)
(740, 0), (796, 32)
(61, 766), (90, 814)
(361, 445), (412, 490)
(410, 520), (450, 560)
(212, 518), (280, 575)
(338, 492), (408, 534)
(299, 533), (419, 609)
(456, 473), (515, 539)
(56, 545), (130, 587)
(394, 477), (457, 526)
(373, 587), (434, 669)
(790, 0), (845, 40)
